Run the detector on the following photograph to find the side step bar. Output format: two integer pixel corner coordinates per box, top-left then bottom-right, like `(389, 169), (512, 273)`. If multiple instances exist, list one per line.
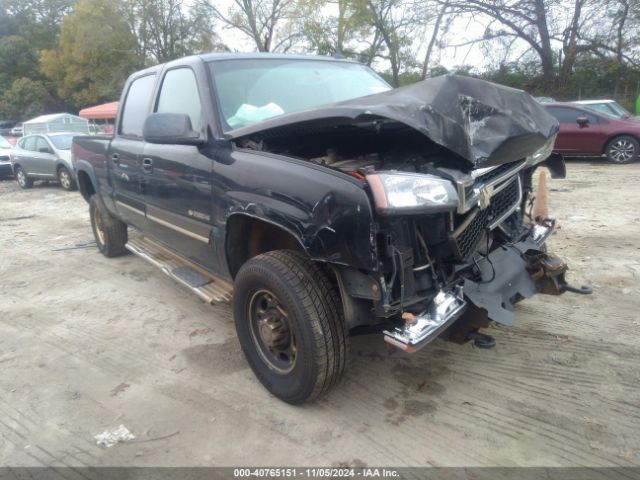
(125, 234), (233, 304)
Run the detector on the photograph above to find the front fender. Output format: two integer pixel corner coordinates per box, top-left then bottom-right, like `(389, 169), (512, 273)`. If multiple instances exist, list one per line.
(214, 148), (378, 272)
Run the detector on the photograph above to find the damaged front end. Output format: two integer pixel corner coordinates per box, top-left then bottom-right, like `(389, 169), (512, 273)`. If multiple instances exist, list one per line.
(378, 164), (591, 353)
(229, 74), (590, 352)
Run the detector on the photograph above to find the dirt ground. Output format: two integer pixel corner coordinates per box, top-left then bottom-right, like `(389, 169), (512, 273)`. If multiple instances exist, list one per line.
(0, 161), (639, 468)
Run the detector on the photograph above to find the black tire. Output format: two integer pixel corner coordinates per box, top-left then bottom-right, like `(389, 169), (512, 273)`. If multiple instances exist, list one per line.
(233, 250), (348, 404)
(606, 135), (639, 164)
(14, 166), (33, 189)
(89, 194), (128, 257)
(57, 166), (77, 191)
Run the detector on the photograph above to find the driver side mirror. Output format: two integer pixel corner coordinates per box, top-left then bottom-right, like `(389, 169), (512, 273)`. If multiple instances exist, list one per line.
(143, 113), (204, 146)
(576, 116), (589, 127)
(38, 147), (52, 154)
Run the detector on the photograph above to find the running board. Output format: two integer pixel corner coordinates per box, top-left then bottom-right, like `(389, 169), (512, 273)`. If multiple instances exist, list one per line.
(125, 235), (233, 304)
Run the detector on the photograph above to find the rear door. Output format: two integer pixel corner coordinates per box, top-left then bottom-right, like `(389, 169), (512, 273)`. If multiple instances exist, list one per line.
(141, 66), (216, 270)
(110, 73), (156, 228)
(13, 136), (39, 175)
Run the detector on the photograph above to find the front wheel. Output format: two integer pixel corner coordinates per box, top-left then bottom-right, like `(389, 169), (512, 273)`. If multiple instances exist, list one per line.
(606, 136), (639, 164)
(233, 250), (348, 404)
(58, 166), (77, 191)
(89, 194), (128, 257)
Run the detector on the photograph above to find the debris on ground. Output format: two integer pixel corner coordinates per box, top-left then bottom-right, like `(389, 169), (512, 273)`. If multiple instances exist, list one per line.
(110, 382), (130, 397)
(94, 425), (136, 448)
(189, 328), (210, 338)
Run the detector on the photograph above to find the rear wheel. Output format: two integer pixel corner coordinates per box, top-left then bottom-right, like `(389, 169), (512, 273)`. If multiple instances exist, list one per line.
(89, 194), (128, 257)
(57, 166), (77, 191)
(233, 250), (348, 404)
(15, 166), (33, 189)
(606, 136), (639, 164)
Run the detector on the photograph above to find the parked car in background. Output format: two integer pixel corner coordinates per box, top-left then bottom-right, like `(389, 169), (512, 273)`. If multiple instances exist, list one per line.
(10, 132), (77, 190)
(545, 102), (640, 163)
(10, 123), (23, 136)
(573, 99), (637, 120)
(0, 121), (17, 136)
(0, 135), (13, 178)
(534, 96), (556, 103)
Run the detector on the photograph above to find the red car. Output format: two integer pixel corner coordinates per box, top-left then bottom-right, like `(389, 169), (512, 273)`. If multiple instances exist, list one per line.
(545, 102), (640, 164)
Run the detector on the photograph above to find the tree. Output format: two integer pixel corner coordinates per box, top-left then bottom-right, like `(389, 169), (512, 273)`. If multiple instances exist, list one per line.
(0, 35), (41, 87)
(1, 0), (76, 50)
(199, 0), (300, 52)
(298, 0), (371, 56)
(445, 0), (557, 87)
(40, 0), (139, 108)
(354, 0), (422, 86)
(419, 0), (451, 79)
(123, 0), (227, 64)
(0, 77), (53, 120)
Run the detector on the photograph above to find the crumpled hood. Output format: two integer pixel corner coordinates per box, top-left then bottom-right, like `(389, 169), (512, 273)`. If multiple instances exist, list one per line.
(227, 74), (559, 168)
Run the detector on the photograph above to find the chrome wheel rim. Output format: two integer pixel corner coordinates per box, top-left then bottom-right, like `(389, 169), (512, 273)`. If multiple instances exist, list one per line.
(248, 289), (297, 374)
(610, 140), (635, 163)
(59, 169), (70, 189)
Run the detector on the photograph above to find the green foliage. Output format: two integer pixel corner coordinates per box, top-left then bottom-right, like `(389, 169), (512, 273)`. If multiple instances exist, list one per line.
(40, 0), (139, 108)
(0, 77), (53, 120)
(298, 0), (370, 57)
(0, 35), (41, 87)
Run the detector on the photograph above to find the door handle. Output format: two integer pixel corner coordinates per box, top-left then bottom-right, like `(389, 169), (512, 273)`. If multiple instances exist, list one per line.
(142, 157), (153, 173)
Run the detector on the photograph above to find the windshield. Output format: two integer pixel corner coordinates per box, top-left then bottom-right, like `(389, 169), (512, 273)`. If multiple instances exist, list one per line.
(583, 101), (632, 119)
(209, 59), (392, 131)
(0, 135), (11, 149)
(48, 134), (75, 150)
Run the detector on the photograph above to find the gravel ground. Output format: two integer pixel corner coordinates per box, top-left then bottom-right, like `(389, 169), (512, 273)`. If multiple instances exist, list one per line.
(0, 161), (639, 468)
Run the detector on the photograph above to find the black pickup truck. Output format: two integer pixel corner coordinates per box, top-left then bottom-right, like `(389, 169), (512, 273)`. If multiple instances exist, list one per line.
(72, 53), (587, 404)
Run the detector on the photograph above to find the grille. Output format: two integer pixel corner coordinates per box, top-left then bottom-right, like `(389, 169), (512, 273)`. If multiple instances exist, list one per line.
(464, 160), (525, 198)
(451, 177), (521, 260)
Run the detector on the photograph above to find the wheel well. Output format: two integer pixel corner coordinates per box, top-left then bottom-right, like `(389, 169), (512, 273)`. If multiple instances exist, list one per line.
(77, 170), (95, 202)
(226, 215), (306, 278)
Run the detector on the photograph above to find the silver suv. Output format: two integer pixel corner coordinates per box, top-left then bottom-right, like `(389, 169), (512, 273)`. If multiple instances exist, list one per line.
(11, 133), (77, 190)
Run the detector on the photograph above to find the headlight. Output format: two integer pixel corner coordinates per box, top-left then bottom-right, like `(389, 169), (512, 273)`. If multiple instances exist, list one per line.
(367, 172), (459, 215)
(526, 135), (556, 166)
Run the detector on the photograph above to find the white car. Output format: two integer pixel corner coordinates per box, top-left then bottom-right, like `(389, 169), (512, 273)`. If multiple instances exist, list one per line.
(10, 132), (77, 190)
(0, 135), (13, 178)
(572, 99), (637, 120)
(10, 123), (23, 136)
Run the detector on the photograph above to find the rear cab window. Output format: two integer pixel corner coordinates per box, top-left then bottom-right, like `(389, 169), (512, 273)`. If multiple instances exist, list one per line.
(119, 74), (156, 138)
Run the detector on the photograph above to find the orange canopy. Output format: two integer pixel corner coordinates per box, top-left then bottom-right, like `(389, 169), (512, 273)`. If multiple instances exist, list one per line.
(79, 101), (119, 120)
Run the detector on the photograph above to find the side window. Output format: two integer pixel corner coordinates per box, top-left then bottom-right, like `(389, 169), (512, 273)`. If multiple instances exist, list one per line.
(156, 68), (202, 130)
(547, 107), (597, 124)
(22, 137), (37, 151)
(120, 74), (156, 138)
(35, 137), (51, 153)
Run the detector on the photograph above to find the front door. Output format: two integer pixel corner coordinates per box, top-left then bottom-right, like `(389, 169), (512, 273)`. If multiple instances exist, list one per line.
(141, 67), (216, 270)
(110, 73), (156, 228)
(32, 136), (57, 176)
(548, 107), (601, 155)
